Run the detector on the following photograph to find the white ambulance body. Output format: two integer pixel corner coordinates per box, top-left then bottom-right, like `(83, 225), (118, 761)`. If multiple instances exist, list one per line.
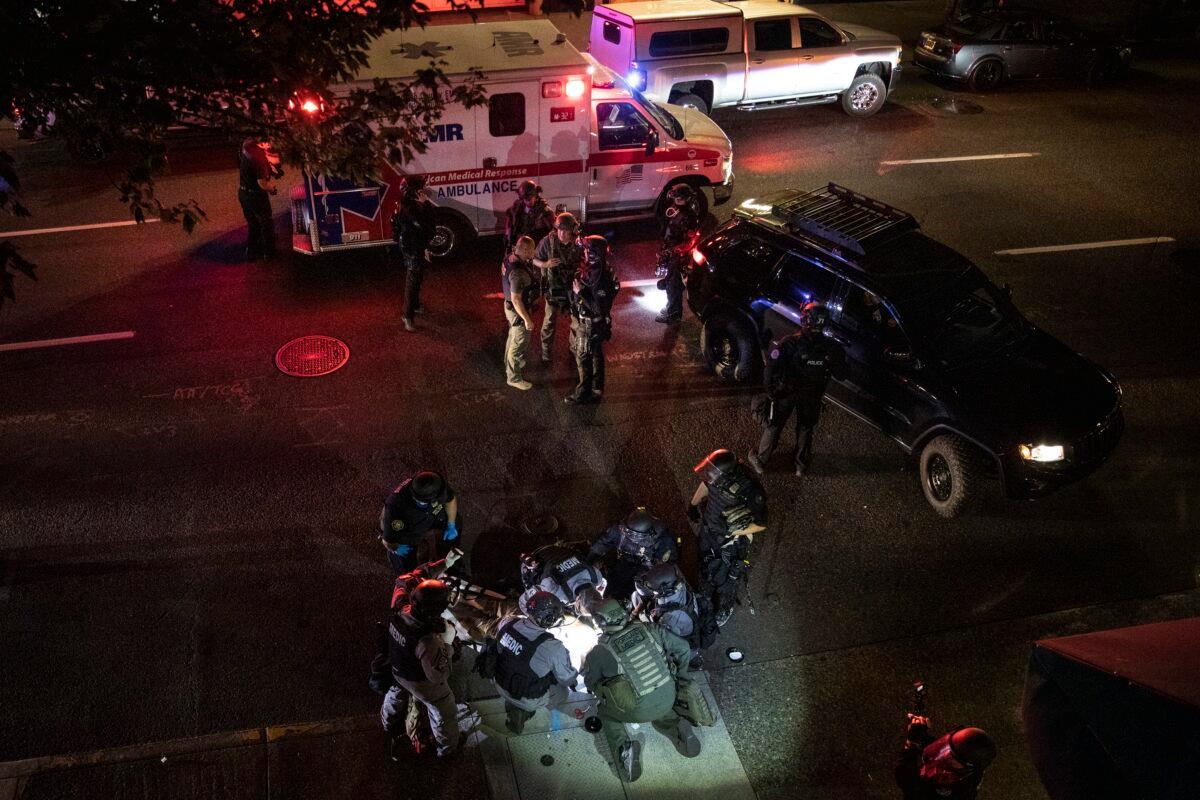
(291, 20), (734, 258)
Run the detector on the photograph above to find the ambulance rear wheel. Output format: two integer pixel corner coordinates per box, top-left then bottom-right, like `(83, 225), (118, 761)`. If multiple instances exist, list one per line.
(428, 213), (473, 262)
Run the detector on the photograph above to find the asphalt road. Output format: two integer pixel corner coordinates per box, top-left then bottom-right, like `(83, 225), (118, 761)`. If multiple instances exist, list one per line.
(2, 4), (1199, 798)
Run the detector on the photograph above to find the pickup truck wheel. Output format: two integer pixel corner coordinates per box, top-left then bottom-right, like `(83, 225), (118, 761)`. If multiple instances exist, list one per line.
(841, 74), (887, 117)
(672, 92), (710, 116)
(428, 213), (473, 262)
(919, 434), (983, 518)
(701, 314), (757, 384)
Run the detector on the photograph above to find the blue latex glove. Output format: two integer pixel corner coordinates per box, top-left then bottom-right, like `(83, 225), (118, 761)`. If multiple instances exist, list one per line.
(392, 544), (413, 557)
(443, 522), (459, 542)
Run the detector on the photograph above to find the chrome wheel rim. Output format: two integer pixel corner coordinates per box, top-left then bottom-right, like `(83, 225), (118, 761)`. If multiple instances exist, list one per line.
(428, 225), (454, 259)
(851, 83), (879, 111)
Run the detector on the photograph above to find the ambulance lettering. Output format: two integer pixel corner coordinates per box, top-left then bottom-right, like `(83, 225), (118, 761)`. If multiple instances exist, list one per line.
(436, 180), (520, 198)
(427, 123), (465, 143)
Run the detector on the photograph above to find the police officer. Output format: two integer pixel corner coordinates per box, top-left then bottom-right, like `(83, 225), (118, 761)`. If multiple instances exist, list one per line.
(582, 598), (701, 783)
(521, 544), (608, 617)
(533, 212), (583, 363)
(504, 180), (554, 254)
(237, 138), (279, 260)
(492, 590), (579, 734)
(654, 184), (701, 324)
(587, 507), (679, 604)
(897, 715), (997, 799)
(378, 470), (460, 576)
(391, 175), (437, 333)
(564, 235), (620, 405)
(502, 235), (541, 390)
(748, 302), (847, 477)
(381, 579), (460, 759)
(688, 449), (767, 627)
(631, 563), (710, 670)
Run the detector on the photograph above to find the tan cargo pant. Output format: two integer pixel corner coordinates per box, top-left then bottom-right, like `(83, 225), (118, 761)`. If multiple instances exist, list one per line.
(504, 307), (531, 382)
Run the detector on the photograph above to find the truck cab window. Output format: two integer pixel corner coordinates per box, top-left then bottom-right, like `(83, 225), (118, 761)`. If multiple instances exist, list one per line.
(489, 92), (526, 137)
(753, 19), (793, 52)
(597, 102), (652, 150)
(603, 20), (622, 45)
(798, 19), (843, 49)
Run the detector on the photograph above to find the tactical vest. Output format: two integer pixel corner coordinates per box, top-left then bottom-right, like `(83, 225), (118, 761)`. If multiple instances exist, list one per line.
(701, 472), (758, 540)
(617, 525), (661, 567)
(494, 618), (557, 700)
(544, 236), (581, 301)
(546, 554), (592, 601)
(601, 622), (673, 699)
(388, 614), (436, 683)
(502, 256), (539, 311)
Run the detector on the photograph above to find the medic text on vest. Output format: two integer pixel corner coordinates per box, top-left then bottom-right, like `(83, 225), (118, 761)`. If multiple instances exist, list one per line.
(435, 179), (521, 199)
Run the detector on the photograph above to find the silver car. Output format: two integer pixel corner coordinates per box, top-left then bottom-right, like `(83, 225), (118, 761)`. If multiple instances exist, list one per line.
(914, 10), (1131, 91)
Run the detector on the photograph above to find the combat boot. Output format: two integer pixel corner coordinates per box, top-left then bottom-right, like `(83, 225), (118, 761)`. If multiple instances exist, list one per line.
(616, 740), (642, 782)
(675, 718), (702, 758)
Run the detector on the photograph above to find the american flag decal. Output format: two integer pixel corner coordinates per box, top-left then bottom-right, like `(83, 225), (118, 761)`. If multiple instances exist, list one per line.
(617, 164), (644, 186)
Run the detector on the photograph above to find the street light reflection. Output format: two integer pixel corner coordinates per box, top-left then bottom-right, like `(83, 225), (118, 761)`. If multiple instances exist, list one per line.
(635, 288), (668, 312)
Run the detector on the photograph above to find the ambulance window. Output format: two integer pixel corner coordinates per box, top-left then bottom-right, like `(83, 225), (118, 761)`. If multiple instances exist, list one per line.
(597, 102), (651, 150)
(489, 93), (526, 137)
(603, 20), (621, 45)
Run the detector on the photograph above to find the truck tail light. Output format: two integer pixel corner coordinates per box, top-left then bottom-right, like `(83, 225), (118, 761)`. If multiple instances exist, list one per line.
(542, 81), (562, 98)
(565, 78), (586, 99)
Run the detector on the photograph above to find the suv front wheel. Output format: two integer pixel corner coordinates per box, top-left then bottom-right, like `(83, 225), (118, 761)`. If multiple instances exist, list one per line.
(919, 434), (983, 518)
(701, 314), (758, 383)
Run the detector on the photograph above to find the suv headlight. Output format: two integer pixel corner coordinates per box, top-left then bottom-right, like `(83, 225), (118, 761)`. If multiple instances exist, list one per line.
(1019, 443), (1065, 463)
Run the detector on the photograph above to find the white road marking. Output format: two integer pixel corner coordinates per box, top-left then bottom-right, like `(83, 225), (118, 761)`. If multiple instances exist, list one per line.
(995, 237), (1175, 256)
(483, 277), (658, 300)
(0, 331), (136, 353)
(880, 152), (1039, 166)
(0, 219), (160, 238)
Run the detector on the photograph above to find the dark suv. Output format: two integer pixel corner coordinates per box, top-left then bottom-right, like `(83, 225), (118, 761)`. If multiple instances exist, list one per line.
(686, 184), (1123, 517)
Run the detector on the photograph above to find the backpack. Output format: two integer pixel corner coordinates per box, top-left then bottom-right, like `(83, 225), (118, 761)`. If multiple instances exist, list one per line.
(472, 635), (501, 681)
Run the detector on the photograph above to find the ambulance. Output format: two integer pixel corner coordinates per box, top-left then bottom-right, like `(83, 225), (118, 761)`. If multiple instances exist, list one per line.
(290, 19), (735, 258)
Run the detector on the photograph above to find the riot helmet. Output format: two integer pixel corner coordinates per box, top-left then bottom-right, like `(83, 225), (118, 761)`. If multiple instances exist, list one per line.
(517, 179), (540, 201)
(519, 551), (545, 590)
(635, 563), (684, 598)
(409, 579), (452, 623)
(593, 597), (628, 633)
(554, 212), (578, 237)
(620, 507), (658, 548)
(667, 183), (695, 206)
(800, 301), (830, 332)
(521, 590), (566, 629)
(693, 448), (740, 485)
(398, 174), (426, 198)
(919, 727), (996, 786)
(409, 470), (445, 507)
(583, 235), (609, 270)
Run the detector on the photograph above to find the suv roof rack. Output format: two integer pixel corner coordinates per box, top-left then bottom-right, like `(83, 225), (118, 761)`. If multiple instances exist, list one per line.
(770, 183), (917, 257)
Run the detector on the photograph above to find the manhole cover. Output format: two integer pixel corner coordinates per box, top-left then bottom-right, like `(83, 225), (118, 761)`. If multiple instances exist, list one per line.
(275, 335), (349, 377)
(929, 97), (984, 115)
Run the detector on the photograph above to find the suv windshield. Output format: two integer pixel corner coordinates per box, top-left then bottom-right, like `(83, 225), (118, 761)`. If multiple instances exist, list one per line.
(911, 278), (1028, 365)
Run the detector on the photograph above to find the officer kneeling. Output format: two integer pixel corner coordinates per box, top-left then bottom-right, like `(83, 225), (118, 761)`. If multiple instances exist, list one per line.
(582, 598), (711, 783)
(490, 591), (579, 735)
(381, 579), (460, 759)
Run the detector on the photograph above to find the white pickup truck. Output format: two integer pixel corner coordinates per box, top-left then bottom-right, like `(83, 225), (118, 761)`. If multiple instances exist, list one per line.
(590, 0), (903, 117)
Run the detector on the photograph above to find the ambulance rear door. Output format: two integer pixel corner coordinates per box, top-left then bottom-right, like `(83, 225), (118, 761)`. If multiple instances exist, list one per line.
(534, 75), (590, 224)
(472, 80), (541, 236)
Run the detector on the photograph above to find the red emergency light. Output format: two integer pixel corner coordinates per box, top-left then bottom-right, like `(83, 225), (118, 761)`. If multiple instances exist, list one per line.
(287, 92), (327, 118)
